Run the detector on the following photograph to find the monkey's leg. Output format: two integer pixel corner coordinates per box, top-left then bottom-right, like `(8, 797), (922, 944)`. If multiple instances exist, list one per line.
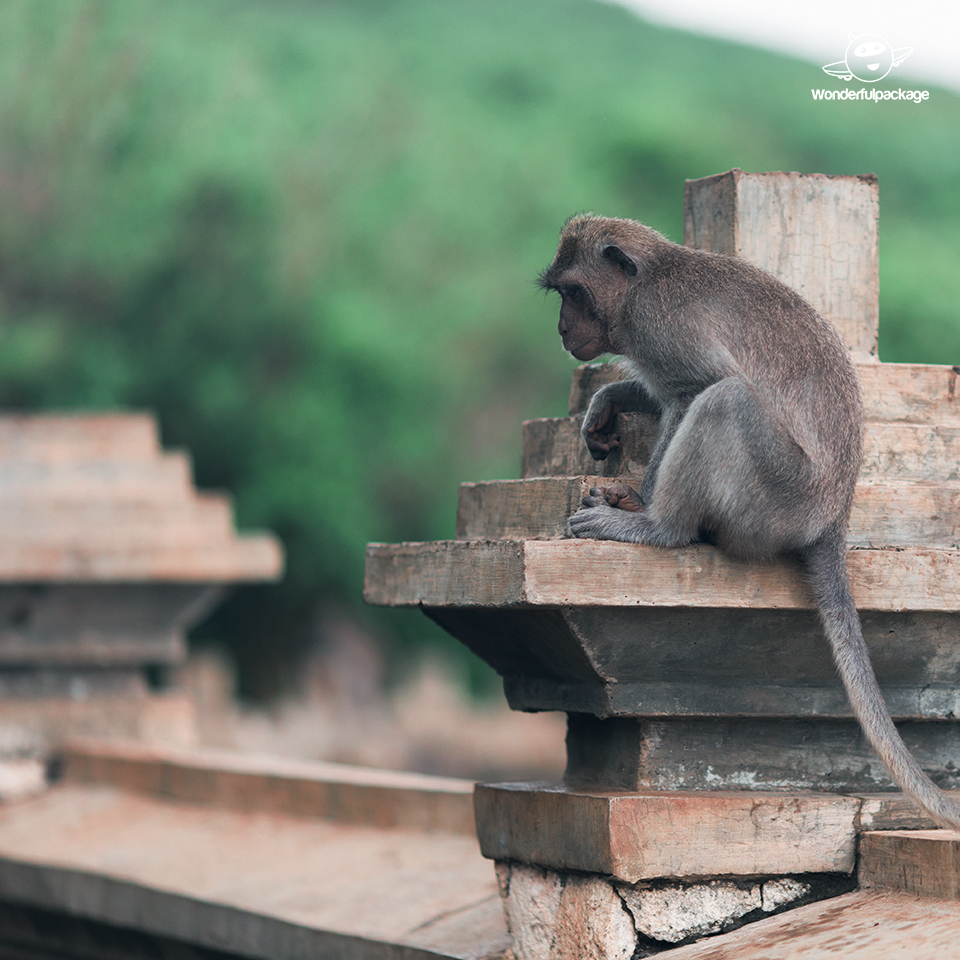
(569, 378), (813, 553)
(638, 400), (689, 504)
(644, 378), (815, 557)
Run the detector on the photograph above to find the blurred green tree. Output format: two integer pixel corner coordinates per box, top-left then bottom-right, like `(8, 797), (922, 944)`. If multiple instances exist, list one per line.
(0, 0), (957, 698)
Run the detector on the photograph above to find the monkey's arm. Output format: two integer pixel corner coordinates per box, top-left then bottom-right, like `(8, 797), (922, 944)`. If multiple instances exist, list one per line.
(582, 380), (660, 461)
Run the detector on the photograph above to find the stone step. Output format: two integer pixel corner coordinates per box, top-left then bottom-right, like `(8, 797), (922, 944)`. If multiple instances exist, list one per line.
(457, 477), (960, 548)
(859, 830), (960, 900)
(0, 413), (161, 463)
(0, 495), (235, 544)
(0, 776), (506, 960)
(522, 416), (960, 482)
(61, 739), (476, 835)
(364, 539), (960, 612)
(475, 782), (859, 882)
(660, 890), (960, 959)
(568, 361), (960, 425)
(0, 536), (283, 582)
(0, 454), (195, 502)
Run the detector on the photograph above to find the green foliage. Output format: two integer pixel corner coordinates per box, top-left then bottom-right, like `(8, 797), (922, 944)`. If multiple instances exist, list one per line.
(0, 0), (957, 697)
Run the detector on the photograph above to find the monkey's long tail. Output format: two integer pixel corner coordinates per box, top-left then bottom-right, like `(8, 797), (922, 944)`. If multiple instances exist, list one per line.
(803, 530), (960, 832)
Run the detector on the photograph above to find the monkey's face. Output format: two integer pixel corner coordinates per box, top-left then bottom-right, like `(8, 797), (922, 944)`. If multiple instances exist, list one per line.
(556, 283), (611, 361)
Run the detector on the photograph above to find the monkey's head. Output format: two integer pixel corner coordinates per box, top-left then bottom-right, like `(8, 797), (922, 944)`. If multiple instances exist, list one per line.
(539, 214), (656, 361)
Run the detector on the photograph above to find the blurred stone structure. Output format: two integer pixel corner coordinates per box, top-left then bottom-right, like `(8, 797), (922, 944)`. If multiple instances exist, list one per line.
(0, 412), (282, 759)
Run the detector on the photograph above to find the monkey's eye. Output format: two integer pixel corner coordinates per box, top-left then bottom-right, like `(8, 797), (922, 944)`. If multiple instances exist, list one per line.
(562, 284), (581, 300)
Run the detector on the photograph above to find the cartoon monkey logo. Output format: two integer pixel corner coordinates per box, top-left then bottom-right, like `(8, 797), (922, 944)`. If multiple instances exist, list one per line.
(823, 34), (912, 82)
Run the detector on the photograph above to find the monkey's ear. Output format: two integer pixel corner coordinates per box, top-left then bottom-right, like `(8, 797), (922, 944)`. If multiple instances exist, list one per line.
(602, 245), (638, 278)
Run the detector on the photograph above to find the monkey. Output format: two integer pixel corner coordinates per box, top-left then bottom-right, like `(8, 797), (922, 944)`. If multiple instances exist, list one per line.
(539, 213), (960, 832)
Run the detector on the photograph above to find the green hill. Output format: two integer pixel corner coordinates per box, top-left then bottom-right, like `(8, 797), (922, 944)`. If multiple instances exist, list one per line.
(1, 0), (958, 696)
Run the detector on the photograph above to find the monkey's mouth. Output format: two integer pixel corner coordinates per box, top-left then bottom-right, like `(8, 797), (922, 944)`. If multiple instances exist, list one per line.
(565, 336), (606, 362)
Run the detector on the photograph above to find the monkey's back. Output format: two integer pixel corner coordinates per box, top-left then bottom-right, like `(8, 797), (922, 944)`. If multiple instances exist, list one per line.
(635, 244), (864, 514)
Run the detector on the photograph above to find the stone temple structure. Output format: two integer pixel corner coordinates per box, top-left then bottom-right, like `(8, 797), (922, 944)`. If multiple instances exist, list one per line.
(366, 170), (960, 955)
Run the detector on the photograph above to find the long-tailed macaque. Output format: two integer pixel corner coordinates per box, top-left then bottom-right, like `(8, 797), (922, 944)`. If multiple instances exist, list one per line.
(539, 213), (960, 831)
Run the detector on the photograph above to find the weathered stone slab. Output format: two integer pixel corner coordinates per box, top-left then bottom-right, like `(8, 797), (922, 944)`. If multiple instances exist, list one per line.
(522, 416), (960, 483)
(521, 415), (653, 480)
(424, 603), (960, 721)
(0, 584), (218, 665)
(859, 830), (960, 899)
(474, 781), (859, 881)
(857, 794), (960, 832)
(0, 538), (282, 582)
(457, 476), (960, 548)
(0, 413), (162, 463)
(457, 477), (594, 541)
(0, 784), (507, 960)
(0, 454), (194, 502)
(560, 715), (960, 792)
(859, 362), (960, 426)
(684, 170), (879, 360)
(61, 739), (477, 835)
(569, 362), (960, 424)
(365, 539), (960, 613)
(0, 496), (235, 542)
(660, 890), (960, 958)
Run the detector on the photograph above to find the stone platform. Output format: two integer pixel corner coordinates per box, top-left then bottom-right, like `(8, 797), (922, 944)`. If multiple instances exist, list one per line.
(0, 740), (507, 960)
(0, 741), (954, 959)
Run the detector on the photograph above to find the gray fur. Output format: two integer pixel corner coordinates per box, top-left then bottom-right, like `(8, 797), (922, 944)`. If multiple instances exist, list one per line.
(540, 214), (960, 830)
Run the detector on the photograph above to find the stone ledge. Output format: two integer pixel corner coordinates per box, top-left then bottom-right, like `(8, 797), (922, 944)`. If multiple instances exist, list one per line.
(456, 476), (960, 548)
(364, 538), (960, 612)
(568, 361), (960, 424)
(474, 782), (860, 882)
(656, 890), (960, 958)
(859, 830), (960, 899)
(0, 783), (506, 960)
(521, 416), (960, 483)
(60, 739), (476, 835)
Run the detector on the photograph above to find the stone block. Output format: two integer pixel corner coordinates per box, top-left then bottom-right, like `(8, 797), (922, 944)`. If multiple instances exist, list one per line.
(61, 738), (477, 834)
(521, 416), (960, 484)
(859, 830), (960, 899)
(475, 782), (858, 881)
(683, 170), (879, 359)
(495, 861), (843, 958)
(496, 862), (635, 960)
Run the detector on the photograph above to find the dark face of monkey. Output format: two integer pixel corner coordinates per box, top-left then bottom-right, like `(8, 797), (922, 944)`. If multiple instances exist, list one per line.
(552, 283), (610, 361)
(539, 217), (639, 362)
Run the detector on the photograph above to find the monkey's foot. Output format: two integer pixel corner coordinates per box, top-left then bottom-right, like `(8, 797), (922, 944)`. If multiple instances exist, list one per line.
(566, 498), (652, 542)
(592, 482), (644, 512)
